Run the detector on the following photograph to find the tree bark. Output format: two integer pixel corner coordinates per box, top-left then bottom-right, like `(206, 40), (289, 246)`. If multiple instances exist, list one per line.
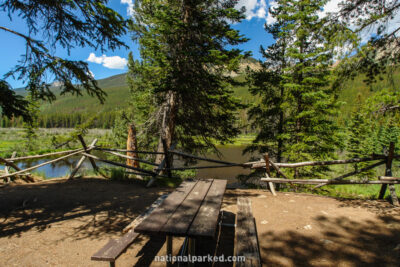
(127, 123), (140, 168)
(155, 91), (177, 166)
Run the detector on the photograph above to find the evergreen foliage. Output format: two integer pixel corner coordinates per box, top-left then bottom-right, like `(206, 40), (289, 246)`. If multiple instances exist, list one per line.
(248, 0), (342, 178)
(128, 0), (248, 155)
(23, 92), (39, 151)
(246, 19), (288, 163)
(346, 95), (375, 178)
(0, 0), (127, 120)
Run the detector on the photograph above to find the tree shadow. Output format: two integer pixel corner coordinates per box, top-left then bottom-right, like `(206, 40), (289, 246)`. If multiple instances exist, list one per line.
(259, 214), (400, 266)
(0, 178), (170, 239)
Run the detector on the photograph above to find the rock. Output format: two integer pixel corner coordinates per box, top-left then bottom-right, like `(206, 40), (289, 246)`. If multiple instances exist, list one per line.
(261, 220), (268, 225)
(304, 225), (312, 230)
(320, 239), (333, 245)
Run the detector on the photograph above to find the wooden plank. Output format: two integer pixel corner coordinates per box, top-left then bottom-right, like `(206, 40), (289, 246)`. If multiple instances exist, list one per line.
(235, 198), (261, 267)
(92, 194), (170, 262)
(91, 230), (139, 262)
(161, 179), (213, 236)
(134, 180), (198, 235)
(188, 179), (227, 238)
(123, 194), (169, 233)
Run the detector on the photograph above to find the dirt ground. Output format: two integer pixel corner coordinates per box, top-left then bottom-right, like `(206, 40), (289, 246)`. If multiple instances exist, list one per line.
(0, 178), (399, 267)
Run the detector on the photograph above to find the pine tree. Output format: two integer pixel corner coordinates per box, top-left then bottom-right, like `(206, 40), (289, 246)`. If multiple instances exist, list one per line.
(0, 0), (127, 121)
(23, 93), (40, 151)
(246, 16), (289, 163)
(129, 0), (248, 161)
(268, 0), (342, 178)
(346, 95), (375, 178)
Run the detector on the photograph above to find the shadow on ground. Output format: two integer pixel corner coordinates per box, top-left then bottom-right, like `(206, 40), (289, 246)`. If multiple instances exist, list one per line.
(0, 178), (170, 239)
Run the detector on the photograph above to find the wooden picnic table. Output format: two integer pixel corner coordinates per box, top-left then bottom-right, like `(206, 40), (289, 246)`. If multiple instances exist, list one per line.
(134, 178), (227, 266)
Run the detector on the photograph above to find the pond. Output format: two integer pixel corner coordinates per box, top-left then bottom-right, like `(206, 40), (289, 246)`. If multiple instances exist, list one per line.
(0, 145), (260, 183)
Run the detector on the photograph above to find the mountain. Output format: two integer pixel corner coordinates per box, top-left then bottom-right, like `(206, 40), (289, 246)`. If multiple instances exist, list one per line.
(7, 59), (400, 129)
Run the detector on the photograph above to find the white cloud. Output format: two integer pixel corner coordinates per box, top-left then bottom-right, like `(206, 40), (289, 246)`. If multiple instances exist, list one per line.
(319, 0), (341, 18)
(87, 53), (128, 70)
(266, 0), (278, 25)
(121, 0), (134, 16)
(87, 70), (95, 78)
(236, 0), (268, 20)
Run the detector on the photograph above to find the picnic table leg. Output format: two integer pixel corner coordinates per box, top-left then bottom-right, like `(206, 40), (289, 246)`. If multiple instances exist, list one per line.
(166, 235), (173, 267)
(188, 238), (195, 267)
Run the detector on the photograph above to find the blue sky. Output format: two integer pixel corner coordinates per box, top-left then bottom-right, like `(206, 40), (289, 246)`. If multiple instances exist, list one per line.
(2, 0), (397, 89)
(0, 0), (280, 89)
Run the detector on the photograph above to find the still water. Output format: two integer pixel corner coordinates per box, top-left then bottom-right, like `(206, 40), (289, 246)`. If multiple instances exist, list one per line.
(1, 146), (259, 182)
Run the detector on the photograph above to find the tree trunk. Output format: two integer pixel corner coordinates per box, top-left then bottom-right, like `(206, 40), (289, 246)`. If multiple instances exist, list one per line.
(155, 91), (177, 166)
(127, 123), (140, 168)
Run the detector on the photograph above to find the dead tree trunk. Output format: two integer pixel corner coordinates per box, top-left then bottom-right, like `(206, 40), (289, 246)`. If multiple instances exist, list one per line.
(126, 123), (140, 169)
(154, 91), (177, 167)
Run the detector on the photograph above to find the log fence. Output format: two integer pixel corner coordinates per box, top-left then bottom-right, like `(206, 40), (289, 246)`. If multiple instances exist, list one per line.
(0, 135), (399, 205)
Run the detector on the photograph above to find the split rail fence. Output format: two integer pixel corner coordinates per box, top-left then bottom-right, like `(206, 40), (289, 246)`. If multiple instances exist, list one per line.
(0, 135), (399, 206)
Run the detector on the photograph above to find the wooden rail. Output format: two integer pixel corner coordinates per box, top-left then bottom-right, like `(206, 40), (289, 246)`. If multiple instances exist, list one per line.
(245, 155), (388, 169)
(261, 178), (400, 185)
(1, 136), (398, 206)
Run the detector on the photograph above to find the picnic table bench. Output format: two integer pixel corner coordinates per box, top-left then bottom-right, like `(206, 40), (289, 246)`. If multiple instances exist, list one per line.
(135, 179), (227, 266)
(235, 197), (261, 267)
(91, 179), (227, 267)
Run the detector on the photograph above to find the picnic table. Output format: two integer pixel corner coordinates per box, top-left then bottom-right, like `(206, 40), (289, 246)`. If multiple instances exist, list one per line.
(134, 178), (227, 266)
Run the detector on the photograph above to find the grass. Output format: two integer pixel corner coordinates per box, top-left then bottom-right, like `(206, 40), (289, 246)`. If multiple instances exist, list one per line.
(0, 128), (112, 158)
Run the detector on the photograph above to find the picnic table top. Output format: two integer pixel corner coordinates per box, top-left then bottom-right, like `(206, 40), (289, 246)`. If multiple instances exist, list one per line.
(134, 179), (227, 239)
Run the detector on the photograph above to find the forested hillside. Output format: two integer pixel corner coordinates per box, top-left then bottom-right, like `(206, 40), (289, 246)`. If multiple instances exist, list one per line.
(1, 61), (399, 130)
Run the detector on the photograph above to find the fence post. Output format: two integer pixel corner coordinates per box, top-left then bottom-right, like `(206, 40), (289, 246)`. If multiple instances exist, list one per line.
(263, 153), (276, 196)
(162, 139), (172, 179)
(77, 135), (98, 171)
(378, 142), (399, 206)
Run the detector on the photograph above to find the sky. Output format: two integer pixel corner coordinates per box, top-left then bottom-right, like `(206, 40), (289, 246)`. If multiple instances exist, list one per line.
(0, 0), (393, 89)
